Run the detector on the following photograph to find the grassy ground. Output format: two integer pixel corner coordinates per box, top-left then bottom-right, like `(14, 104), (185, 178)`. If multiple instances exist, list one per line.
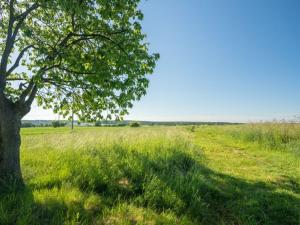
(0, 125), (299, 225)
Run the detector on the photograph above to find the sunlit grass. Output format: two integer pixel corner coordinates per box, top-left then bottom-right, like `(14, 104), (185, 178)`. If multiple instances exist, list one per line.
(0, 125), (299, 225)
(229, 123), (300, 154)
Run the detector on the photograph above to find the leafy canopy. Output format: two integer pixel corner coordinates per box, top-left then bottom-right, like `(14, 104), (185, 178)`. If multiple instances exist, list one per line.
(0, 0), (159, 120)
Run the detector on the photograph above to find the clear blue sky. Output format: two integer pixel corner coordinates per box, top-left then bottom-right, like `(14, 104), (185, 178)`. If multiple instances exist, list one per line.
(25, 0), (300, 122)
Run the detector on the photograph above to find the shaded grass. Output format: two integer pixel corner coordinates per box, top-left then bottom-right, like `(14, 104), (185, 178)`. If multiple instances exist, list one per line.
(0, 126), (299, 225)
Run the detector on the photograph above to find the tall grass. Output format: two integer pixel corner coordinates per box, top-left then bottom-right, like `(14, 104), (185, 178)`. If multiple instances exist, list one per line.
(0, 126), (299, 225)
(230, 123), (300, 154)
(1, 127), (201, 225)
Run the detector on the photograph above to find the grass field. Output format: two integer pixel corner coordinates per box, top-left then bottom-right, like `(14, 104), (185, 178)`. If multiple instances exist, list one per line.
(0, 125), (299, 225)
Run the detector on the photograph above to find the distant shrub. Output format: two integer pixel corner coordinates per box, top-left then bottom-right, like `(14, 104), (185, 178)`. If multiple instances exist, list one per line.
(95, 121), (102, 127)
(52, 121), (66, 128)
(130, 122), (141, 127)
(116, 123), (127, 127)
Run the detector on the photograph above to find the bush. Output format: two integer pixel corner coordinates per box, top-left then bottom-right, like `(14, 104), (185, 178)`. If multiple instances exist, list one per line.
(52, 121), (66, 128)
(95, 121), (102, 127)
(116, 123), (127, 127)
(130, 122), (141, 127)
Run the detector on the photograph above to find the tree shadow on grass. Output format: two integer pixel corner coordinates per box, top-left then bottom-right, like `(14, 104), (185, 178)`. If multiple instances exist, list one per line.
(112, 149), (300, 225)
(0, 184), (101, 225)
(0, 149), (299, 225)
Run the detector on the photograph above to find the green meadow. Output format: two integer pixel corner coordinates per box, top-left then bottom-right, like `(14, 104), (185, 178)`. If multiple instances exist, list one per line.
(0, 124), (299, 225)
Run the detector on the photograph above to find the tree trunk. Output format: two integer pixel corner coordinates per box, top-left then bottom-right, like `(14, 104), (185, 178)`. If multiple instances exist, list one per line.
(0, 96), (22, 182)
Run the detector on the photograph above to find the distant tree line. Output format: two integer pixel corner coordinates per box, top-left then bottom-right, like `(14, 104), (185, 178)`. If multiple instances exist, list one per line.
(21, 121), (67, 128)
(94, 121), (128, 127)
(21, 120), (241, 128)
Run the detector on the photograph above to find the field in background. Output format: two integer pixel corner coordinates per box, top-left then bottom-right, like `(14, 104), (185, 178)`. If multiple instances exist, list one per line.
(0, 124), (299, 225)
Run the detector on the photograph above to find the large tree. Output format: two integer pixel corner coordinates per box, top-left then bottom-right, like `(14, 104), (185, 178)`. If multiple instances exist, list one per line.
(0, 0), (158, 182)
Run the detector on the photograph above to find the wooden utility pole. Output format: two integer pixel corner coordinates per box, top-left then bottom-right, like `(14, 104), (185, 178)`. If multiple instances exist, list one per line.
(71, 93), (74, 130)
(71, 111), (74, 130)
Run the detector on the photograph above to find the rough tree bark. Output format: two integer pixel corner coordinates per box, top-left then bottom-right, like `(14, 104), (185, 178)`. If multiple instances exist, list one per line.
(0, 95), (22, 182)
(0, 84), (34, 183)
(0, 2), (38, 184)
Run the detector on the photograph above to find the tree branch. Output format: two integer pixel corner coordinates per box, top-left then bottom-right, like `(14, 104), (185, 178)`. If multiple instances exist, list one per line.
(25, 84), (37, 107)
(14, 3), (40, 21)
(1, 2), (39, 92)
(6, 45), (34, 76)
(0, 0), (15, 75)
(11, 3), (40, 42)
(7, 78), (27, 81)
(16, 61), (61, 104)
(72, 33), (127, 55)
(19, 79), (34, 102)
(58, 67), (97, 75)
(17, 82), (38, 117)
(58, 32), (74, 47)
